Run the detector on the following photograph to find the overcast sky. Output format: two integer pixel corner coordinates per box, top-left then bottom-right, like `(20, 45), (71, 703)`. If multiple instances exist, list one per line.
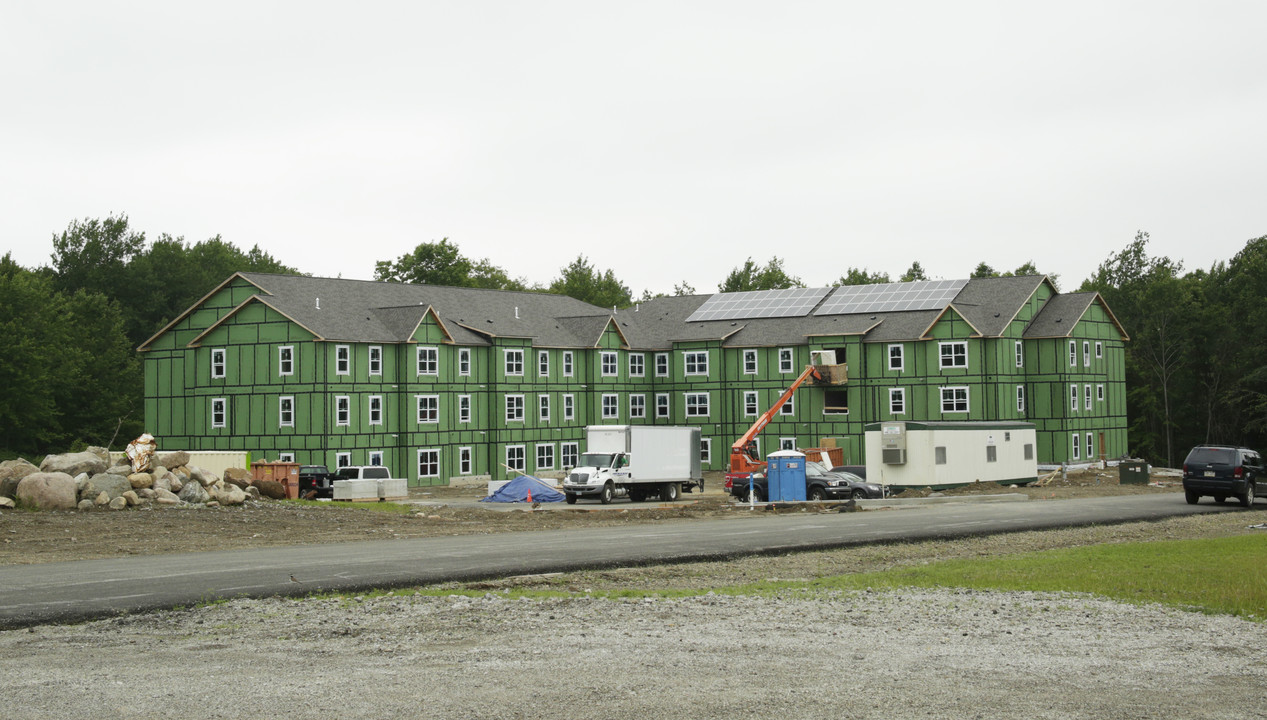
(3, 1), (1264, 296)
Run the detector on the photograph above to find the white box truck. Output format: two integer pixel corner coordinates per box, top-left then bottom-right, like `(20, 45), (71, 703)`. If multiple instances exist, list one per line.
(562, 425), (703, 504)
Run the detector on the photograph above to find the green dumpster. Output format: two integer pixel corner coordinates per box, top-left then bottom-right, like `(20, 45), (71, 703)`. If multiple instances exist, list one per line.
(1119, 461), (1149, 485)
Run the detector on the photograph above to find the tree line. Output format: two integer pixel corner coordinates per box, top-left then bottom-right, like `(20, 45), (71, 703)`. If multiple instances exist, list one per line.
(2, 214), (1264, 468)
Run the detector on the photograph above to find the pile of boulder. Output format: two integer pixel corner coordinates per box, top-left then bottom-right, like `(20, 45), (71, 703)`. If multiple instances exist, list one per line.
(0, 447), (289, 511)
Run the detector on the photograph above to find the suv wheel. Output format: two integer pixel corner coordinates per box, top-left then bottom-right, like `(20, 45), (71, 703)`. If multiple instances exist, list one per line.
(1240, 482), (1256, 508)
(1185, 489), (1199, 505)
(808, 486), (826, 501)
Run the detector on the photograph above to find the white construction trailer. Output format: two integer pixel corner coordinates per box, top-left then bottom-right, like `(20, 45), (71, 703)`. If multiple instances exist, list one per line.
(864, 421), (1038, 491)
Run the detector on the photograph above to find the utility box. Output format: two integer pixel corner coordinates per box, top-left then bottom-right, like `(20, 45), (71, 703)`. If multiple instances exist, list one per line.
(1119, 461), (1150, 485)
(767, 450), (807, 502)
(865, 421), (1038, 491)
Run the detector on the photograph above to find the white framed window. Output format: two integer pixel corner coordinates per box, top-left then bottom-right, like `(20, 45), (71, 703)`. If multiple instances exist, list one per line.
(504, 349), (524, 376)
(368, 450), (384, 466)
(417, 448), (439, 478)
(780, 437), (796, 451)
(888, 344), (903, 371)
(940, 386), (969, 413)
(1095, 341), (1103, 359)
(458, 394), (471, 423)
(779, 348), (794, 373)
(459, 348), (471, 376)
(629, 353), (645, 377)
(684, 351), (709, 376)
(563, 394), (575, 421)
(506, 395), (524, 422)
(417, 395), (439, 424)
(601, 351), (618, 376)
(1017, 385), (1026, 413)
(278, 346), (294, 376)
(889, 388), (905, 415)
(700, 438), (712, 465)
(743, 350), (758, 375)
(743, 391), (759, 416)
(1085, 384), (1093, 411)
(562, 442), (579, 469)
(779, 394), (795, 416)
(539, 394), (550, 421)
(1014, 341), (1023, 368)
(1086, 433), (1094, 460)
(563, 351), (574, 377)
(417, 346), (438, 376)
(336, 452), (351, 469)
(939, 342), (967, 369)
(211, 397), (226, 428)
(1097, 384), (1105, 402)
(602, 394), (619, 419)
(278, 452), (295, 463)
(656, 393), (670, 418)
(458, 447), (473, 475)
(506, 445), (526, 472)
(279, 396), (294, 427)
(336, 345), (350, 375)
(538, 350), (549, 377)
(369, 395), (383, 426)
(1069, 340), (1077, 367)
(655, 353), (669, 377)
(211, 348), (226, 379)
(336, 396), (350, 426)
(536, 444), (555, 471)
(685, 392), (710, 417)
(1071, 433), (1081, 460)
(1070, 384), (1078, 412)
(1083, 341), (1091, 367)
(368, 346), (382, 376)
(630, 394), (646, 418)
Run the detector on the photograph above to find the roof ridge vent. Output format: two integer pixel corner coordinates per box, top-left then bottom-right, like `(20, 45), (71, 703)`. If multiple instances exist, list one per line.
(315, 297), (320, 310)
(515, 306), (520, 319)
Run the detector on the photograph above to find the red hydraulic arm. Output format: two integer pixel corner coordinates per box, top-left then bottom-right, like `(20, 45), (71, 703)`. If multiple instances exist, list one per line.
(729, 365), (821, 475)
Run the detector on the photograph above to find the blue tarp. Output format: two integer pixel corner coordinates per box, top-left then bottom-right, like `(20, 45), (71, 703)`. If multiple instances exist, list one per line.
(480, 474), (566, 503)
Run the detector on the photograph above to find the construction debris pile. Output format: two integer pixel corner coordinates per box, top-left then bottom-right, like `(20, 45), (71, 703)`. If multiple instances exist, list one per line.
(0, 446), (281, 512)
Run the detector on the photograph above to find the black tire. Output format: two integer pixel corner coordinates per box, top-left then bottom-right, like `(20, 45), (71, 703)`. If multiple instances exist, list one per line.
(850, 489), (867, 500)
(565, 493), (577, 505)
(600, 483), (614, 505)
(807, 486), (826, 501)
(1214, 495), (1226, 503)
(661, 483), (679, 502)
(1185, 489), (1199, 505)
(1240, 482), (1255, 508)
(629, 489), (644, 502)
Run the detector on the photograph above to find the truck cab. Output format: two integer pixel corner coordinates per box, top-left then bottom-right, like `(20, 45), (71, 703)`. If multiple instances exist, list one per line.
(563, 452), (631, 504)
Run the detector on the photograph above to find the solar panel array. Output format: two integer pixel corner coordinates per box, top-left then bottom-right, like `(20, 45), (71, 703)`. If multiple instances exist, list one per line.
(814, 279), (968, 316)
(685, 287), (832, 323)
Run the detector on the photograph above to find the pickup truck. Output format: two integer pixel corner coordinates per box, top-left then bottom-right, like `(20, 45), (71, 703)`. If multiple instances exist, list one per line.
(332, 466), (407, 502)
(726, 462), (884, 502)
(299, 465), (336, 499)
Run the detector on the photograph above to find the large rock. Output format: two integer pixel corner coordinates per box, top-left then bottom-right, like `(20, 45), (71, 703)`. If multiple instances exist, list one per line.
(177, 481), (210, 504)
(122, 490), (139, 507)
(256, 479), (287, 500)
(16, 472), (78, 511)
(106, 464), (132, 476)
(80, 473), (132, 502)
(39, 452), (108, 478)
(189, 466), (217, 488)
(159, 451), (190, 469)
(127, 473), (154, 490)
(0, 459), (40, 499)
(153, 488), (181, 505)
(223, 467), (252, 489)
(219, 486), (247, 506)
(85, 446), (111, 466)
(108, 496), (128, 510)
(0, 497), (15, 509)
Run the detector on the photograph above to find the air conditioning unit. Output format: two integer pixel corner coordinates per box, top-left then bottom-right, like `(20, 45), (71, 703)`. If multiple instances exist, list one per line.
(880, 421), (907, 465)
(881, 448), (906, 465)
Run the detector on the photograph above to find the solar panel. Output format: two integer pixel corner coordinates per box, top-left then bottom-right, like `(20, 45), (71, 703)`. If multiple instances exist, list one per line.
(686, 287), (832, 323)
(814, 279), (968, 316)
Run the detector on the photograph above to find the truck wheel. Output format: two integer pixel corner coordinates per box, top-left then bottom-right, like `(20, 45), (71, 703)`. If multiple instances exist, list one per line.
(1185, 489), (1199, 505)
(565, 493), (577, 505)
(600, 483), (614, 505)
(661, 483), (679, 502)
(1240, 482), (1256, 508)
(807, 486), (826, 501)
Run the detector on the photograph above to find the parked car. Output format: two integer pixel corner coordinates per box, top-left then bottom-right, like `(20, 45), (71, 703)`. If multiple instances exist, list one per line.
(725, 461), (883, 502)
(830, 465), (867, 479)
(1182, 445), (1261, 507)
(298, 464), (336, 499)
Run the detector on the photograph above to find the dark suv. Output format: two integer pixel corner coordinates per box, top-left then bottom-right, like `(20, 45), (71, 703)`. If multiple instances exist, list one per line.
(1182, 445), (1261, 507)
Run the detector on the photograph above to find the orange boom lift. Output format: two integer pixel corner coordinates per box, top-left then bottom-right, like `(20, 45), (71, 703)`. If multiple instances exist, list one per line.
(729, 365), (822, 475)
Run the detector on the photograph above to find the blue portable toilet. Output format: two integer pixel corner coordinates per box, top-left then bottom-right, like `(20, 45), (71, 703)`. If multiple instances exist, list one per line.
(766, 450), (807, 502)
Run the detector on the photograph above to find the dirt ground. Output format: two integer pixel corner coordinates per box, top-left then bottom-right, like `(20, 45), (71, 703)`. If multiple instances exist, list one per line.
(0, 468), (1185, 566)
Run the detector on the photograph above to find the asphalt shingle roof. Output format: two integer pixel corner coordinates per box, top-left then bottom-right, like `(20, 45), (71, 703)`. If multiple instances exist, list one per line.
(1024, 292), (1097, 338)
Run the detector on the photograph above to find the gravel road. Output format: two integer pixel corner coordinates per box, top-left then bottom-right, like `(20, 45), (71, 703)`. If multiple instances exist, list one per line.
(3, 587), (1264, 719)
